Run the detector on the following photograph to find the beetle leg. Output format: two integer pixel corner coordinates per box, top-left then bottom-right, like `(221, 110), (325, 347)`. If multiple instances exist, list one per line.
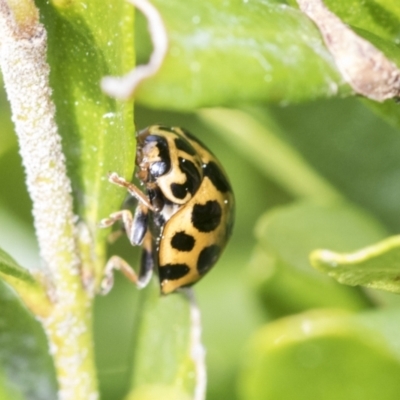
(99, 209), (133, 230)
(99, 209), (135, 246)
(100, 255), (149, 294)
(130, 204), (149, 245)
(108, 172), (154, 211)
(106, 229), (124, 244)
(99, 204), (149, 246)
(100, 231), (154, 294)
(138, 229), (154, 284)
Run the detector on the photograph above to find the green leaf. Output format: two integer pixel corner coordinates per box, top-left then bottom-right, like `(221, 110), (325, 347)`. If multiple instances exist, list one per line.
(0, 247), (35, 283)
(0, 367), (24, 400)
(136, 0), (350, 110)
(268, 98), (400, 232)
(311, 235), (400, 293)
(355, 307), (400, 360)
(126, 279), (198, 399)
(239, 308), (400, 400)
(322, 0), (400, 44)
(37, 0), (136, 282)
(0, 282), (57, 399)
(0, 247), (51, 316)
(364, 98), (400, 133)
(125, 385), (191, 400)
(251, 202), (385, 317)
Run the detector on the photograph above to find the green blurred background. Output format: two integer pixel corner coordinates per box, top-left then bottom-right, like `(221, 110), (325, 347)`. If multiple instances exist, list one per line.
(3, 0), (400, 399)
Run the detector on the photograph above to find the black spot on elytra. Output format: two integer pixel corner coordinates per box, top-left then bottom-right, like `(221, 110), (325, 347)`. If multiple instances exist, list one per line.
(171, 231), (195, 252)
(159, 263), (190, 281)
(170, 183), (187, 199)
(144, 135), (171, 177)
(191, 200), (222, 232)
(180, 158), (201, 193)
(174, 137), (197, 156)
(204, 161), (231, 193)
(197, 245), (220, 275)
(170, 158), (201, 200)
(180, 128), (213, 153)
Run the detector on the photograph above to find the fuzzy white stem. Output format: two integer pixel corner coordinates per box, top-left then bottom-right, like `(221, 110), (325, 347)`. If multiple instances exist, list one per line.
(0, 3), (98, 399)
(0, 4), (79, 284)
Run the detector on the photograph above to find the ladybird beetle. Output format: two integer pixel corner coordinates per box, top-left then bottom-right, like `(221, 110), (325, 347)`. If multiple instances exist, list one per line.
(100, 125), (235, 294)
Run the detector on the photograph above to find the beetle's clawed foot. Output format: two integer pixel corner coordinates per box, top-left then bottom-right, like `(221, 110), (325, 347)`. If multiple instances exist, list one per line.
(99, 269), (115, 295)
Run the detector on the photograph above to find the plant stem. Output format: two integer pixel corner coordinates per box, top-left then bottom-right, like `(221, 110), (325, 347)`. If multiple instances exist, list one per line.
(0, 1), (98, 398)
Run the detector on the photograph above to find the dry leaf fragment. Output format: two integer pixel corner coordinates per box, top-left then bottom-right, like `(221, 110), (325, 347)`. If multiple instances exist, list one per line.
(297, 0), (400, 102)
